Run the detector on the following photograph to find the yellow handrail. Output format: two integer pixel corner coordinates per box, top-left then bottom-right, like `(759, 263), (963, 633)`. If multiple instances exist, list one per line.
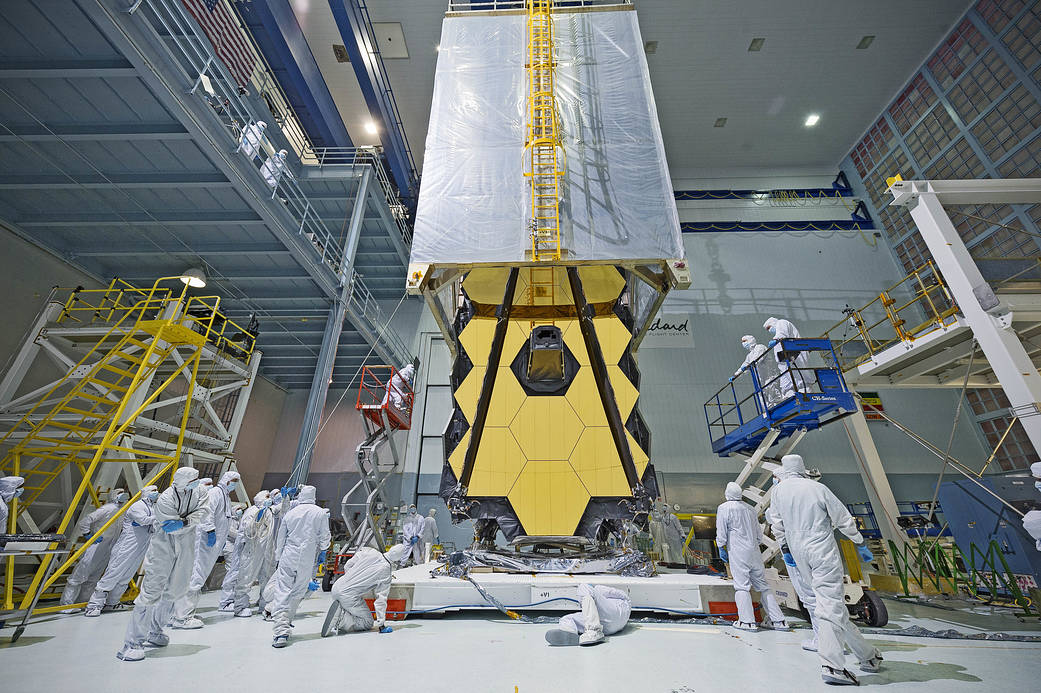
(822, 260), (959, 371)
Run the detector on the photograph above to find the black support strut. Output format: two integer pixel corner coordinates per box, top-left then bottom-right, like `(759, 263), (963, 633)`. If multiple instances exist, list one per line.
(566, 267), (642, 491)
(458, 267), (520, 489)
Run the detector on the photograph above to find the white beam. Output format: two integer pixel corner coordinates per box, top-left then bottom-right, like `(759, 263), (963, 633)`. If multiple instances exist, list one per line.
(845, 402), (906, 550)
(897, 188), (1041, 457)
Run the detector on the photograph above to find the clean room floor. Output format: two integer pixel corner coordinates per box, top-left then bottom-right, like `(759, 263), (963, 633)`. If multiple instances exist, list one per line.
(2, 590), (1040, 692)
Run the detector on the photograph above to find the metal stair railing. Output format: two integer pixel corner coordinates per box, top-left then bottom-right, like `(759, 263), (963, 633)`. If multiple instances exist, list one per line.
(126, 0), (406, 362)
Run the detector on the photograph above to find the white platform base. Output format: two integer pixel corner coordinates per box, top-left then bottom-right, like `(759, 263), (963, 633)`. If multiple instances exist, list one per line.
(390, 563), (743, 616)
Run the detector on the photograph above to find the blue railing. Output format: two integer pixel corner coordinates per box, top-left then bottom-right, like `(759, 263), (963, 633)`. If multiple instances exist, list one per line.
(703, 338), (857, 455)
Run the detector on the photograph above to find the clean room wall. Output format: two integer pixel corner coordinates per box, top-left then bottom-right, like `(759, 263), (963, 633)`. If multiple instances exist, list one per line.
(644, 171), (991, 509)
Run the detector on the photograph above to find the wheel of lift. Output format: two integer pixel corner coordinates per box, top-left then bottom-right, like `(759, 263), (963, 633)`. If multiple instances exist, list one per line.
(858, 589), (888, 627)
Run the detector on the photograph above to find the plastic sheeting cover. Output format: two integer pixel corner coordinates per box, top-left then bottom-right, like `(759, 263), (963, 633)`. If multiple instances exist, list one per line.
(411, 10), (683, 265)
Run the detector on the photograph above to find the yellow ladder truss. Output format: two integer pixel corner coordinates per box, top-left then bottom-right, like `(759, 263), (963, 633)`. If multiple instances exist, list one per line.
(525, 0), (564, 263)
(2, 278), (220, 610)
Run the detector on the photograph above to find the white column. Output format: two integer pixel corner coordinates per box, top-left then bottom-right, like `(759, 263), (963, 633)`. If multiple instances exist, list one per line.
(845, 402), (906, 550)
(907, 191), (1041, 458)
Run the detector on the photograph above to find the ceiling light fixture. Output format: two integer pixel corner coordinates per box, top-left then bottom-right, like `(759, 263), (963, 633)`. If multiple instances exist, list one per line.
(714, 117), (727, 128)
(364, 121), (379, 135)
(435, 44), (440, 52)
(748, 37), (765, 52)
(179, 267), (207, 288)
(804, 113), (820, 127)
(856, 35), (875, 50)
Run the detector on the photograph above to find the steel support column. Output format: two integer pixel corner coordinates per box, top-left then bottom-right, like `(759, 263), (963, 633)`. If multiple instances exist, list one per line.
(891, 179), (1041, 458)
(844, 401), (907, 550)
(288, 171), (373, 483)
(343, 168), (372, 275)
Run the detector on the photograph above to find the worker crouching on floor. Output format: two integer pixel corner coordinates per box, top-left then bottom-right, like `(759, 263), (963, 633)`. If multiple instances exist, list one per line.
(322, 543), (411, 637)
(545, 583), (632, 647)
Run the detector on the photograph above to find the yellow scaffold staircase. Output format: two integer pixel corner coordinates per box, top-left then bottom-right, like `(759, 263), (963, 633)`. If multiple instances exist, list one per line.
(1, 277), (219, 611)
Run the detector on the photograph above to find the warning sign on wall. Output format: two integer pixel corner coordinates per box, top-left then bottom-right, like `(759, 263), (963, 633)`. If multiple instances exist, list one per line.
(861, 391), (885, 421)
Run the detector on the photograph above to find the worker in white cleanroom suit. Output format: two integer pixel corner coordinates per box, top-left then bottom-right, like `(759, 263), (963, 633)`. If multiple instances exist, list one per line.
(770, 454), (882, 686)
(1022, 510), (1041, 552)
(269, 485), (331, 647)
(117, 467), (208, 662)
(1031, 462), (1041, 493)
(227, 490), (274, 616)
(663, 506), (685, 564)
(60, 488), (129, 611)
(0, 475), (24, 529)
(172, 471), (239, 628)
(716, 482), (789, 632)
(733, 335), (768, 379)
(236, 120), (266, 160)
(545, 583), (632, 647)
(766, 501), (820, 652)
(402, 504), (424, 565)
(256, 488), (283, 615)
(420, 508), (440, 563)
(85, 485), (159, 616)
(382, 364), (415, 410)
(260, 149), (288, 189)
(733, 334), (780, 407)
(322, 543), (411, 637)
(217, 504), (246, 611)
(763, 317), (809, 400)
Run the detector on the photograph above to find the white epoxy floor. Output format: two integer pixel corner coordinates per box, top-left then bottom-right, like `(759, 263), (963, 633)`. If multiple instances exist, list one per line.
(2, 590), (1040, 692)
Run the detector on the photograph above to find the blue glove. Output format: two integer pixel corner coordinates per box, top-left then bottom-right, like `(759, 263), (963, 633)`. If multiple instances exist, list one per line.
(93, 535), (103, 545)
(719, 547), (729, 563)
(767, 339), (778, 349)
(280, 485), (299, 499)
(410, 536), (419, 545)
(162, 519), (184, 533)
(728, 376), (735, 383)
(131, 521), (141, 527)
(308, 579), (320, 592)
(257, 508), (265, 521)
(379, 625), (393, 634)
(782, 552), (797, 567)
(856, 544), (874, 562)
(318, 550), (327, 565)
(82, 531), (94, 542)
(206, 530), (217, 547)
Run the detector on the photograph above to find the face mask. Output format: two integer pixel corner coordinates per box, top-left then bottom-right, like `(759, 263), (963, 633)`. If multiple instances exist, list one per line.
(742, 341), (753, 351)
(147, 491), (159, 502)
(768, 325), (776, 334)
(227, 481), (237, 492)
(262, 499), (272, 508)
(116, 493), (129, 504)
(186, 480), (201, 491)
(409, 509), (417, 515)
(772, 477), (779, 486)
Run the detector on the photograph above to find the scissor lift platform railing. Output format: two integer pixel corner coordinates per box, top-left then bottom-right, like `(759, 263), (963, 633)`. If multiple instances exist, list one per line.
(704, 338), (857, 457)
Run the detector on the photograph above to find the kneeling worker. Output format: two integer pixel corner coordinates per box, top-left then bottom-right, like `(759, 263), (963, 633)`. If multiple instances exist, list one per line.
(322, 543), (411, 637)
(545, 583), (631, 646)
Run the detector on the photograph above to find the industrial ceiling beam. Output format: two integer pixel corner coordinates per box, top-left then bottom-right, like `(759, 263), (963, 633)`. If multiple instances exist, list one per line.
(71, 242), (293, 257)
(15, 211), (264, 226)
(0, 122), (191, 141)
(0, 58), (136, 78)
(326, 0), (419, 204)
(0, 172), (231, 189)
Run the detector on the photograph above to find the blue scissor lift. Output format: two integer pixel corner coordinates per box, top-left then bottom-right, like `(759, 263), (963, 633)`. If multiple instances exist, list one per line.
(703, 338), (857, 559)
